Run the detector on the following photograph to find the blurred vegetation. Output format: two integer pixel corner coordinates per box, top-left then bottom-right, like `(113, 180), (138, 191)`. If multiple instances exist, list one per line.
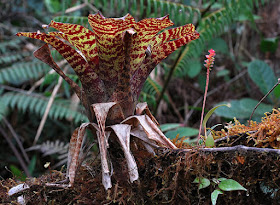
(0, 0), (279, 181)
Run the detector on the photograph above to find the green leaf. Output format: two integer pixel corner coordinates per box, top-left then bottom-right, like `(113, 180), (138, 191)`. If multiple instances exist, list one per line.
(208, 38), (228, 54)
(216, 69), (230, 78)
(165, 127), (199, 139)
(248, 60), (277, 97)
(218, 179), (247, 191)
(160, 123), (181, 132)
(203, 104), (229, 128)
(274, 84), (280, 98)
(205, 134), (215, 147)
(9, 165), (26, 181)
(41, 73), (59, 88)
(193, 177), (211, 189)
(44, 0), (61, 13)
(260, 37), (279, 53)
(0, 101), (9, 121)
(218, 178), (228, 181)
(28, 155), (37, 176)
(211, 189), (223, 205)
(214, 98), (273, 121)
(187, 60), (202, 78)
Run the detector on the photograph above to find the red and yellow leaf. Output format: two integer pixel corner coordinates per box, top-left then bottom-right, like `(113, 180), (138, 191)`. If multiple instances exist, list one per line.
(48, 21), (99, 66)
(16, 32), (106, 103)
(128, 15), (174, 74)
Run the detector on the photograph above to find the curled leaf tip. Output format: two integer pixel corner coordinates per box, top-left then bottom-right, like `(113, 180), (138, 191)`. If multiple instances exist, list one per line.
(97, 10), (105, 18)
(42, 24), (49, 29)
(157, 14), (170, 20)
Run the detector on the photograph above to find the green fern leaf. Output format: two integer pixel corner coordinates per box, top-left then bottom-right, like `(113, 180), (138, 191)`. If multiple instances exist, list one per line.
(1, 92), (88, 124)
(0, 61), (49, 85)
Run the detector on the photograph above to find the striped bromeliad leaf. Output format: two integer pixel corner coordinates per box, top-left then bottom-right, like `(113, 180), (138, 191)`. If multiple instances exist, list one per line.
(17, 12), (199, 190)
(17, 12), (199, 123)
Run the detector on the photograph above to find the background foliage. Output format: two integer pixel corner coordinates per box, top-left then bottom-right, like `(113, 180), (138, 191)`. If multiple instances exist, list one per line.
(0, 0), (279, 180)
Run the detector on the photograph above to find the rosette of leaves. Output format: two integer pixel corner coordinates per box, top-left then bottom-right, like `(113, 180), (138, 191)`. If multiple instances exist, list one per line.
(17, 12), (199, 189)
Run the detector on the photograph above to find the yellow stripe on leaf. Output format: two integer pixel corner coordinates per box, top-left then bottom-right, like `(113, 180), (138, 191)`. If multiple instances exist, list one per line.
(48, 21), (99, 67)
(131, 30), (200, 98)
(150, 23), (196, 47)
(16, 32), (106, 103)
(128, 15), (174, 74)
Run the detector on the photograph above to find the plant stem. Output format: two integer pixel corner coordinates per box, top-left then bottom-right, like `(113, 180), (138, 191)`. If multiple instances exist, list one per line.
(248, 78), (280, 126)
(154, 50), (182, 116)
(198, 67), (210, 142)
(0, 126), (31, 177)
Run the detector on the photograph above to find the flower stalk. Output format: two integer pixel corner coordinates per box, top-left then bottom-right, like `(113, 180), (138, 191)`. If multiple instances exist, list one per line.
(198, 49), (216, 142)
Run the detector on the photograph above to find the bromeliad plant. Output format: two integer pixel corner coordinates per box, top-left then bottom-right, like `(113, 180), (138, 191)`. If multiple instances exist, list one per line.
(17, 12), (199, 189)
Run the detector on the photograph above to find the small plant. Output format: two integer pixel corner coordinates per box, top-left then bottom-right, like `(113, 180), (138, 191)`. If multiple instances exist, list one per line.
(193, 177), (247, 205)
(198, 49), (215, 144)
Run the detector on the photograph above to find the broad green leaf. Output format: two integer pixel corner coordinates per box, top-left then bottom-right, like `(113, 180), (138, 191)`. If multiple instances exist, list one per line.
(160, 123), (181, 132)
(214, 98), (273, 121)
(208, 38), (228, 54)
(193, 177), (211, 189)
(218, 179), (247, 191)
(187, 60), (202, 78)
(165, 127), (199, 139)
(248, 60), (277, 98)
(260, 37), (279, 53)
(211, 189), (223, 205)
(218, 178), (228, 181)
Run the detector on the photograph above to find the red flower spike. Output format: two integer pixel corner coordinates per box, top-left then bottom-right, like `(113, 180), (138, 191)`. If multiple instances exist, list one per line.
(198, 49), (216, 142)
(204, 49), (216, 69)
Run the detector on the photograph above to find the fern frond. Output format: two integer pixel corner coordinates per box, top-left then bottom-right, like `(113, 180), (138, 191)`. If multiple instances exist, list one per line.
(66, 0), (200, 26)
(52, 16), (90, 28)
(0, 61), (49, 85)
(141, 0), (200, 25)
(1, 92), (88, 124)
(26, 140), (69, 168)
(0, 101), (8, 121)
(0, 39), (22, 53)
(140, 76), (169, 107)
(174, 0), (267, 78)
(0, 51), (31, 65)
(26, 139), (69, 156)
